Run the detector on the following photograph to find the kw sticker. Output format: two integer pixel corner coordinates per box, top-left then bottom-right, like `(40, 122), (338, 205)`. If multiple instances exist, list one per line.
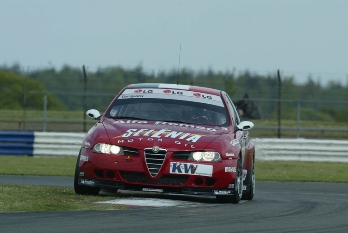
(170, 162), (213, 177)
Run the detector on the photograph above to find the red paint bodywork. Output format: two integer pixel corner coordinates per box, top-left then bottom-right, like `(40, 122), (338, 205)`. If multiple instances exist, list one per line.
(78, 84), (255, 194)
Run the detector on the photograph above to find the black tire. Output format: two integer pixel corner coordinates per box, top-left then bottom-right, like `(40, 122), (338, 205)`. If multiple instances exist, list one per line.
(74, 152), (100, 195)
(216, 157), (243, 204)
(242, 159), (255, 200)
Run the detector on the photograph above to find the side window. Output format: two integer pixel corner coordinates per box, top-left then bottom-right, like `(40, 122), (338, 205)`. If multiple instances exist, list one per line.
(224, 93), (241, 125)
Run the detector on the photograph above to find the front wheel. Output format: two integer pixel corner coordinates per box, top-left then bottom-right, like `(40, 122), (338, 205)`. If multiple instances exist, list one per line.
(216, 158), (243, 204)
(74, 152), (100, 195)
(242, 159), (255, 200)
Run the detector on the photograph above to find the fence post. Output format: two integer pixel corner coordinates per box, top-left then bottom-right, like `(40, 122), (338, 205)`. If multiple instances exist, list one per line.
(43, 92), (47, 132)
(297, 98), (301, 138)
(82, 65), (88, 133)
(22, 80), (27, 131)
(277, 70), (281, 138)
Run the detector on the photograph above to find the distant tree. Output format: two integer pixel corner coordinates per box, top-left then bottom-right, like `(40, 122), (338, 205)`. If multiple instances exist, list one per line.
(0, 70), (65, 110)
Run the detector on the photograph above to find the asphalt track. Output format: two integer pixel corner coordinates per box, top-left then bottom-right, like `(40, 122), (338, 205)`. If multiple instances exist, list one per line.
(1, 175), (348, 233)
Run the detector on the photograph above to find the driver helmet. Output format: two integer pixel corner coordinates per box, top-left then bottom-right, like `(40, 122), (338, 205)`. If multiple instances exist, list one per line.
(110, 106), (121, 117)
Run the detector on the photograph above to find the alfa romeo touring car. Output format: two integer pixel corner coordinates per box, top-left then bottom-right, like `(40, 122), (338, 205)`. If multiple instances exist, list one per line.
(74, 83), (255, 203)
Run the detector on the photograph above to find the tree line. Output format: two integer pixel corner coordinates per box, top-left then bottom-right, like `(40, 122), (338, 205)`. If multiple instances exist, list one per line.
(1, 64), (347, 122)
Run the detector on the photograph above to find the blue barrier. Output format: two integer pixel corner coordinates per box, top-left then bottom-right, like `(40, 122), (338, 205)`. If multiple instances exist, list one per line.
(0, 131), (34, 156)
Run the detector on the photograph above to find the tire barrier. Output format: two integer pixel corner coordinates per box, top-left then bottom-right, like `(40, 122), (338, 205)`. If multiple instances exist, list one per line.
(0, 131), (35, 155)
(0, 131), (84, 156)
(1, 131), (348, 162)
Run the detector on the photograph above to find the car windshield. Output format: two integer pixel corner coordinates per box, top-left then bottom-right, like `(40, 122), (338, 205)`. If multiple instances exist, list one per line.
(107, 97), (230, 127)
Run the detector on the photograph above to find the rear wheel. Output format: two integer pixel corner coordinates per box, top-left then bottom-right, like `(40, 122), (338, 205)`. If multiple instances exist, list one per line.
(74, 152), (100, 195)
(216, 157), (243, 204)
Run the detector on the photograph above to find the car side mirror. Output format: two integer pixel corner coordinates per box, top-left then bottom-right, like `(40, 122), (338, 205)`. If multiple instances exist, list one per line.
(236, 121), (254, 131)
(86, 109), (101, 120)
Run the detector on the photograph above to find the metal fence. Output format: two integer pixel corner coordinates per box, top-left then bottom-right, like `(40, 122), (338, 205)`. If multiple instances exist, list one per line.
(1, 91), (347, 139)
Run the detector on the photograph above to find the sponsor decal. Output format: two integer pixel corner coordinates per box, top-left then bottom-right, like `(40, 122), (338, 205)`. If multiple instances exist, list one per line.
(170, 162), (213, 177)
(243, 185), (247, 191)
(121, 89), (224, 106)
(228, 183), (234, 188)
(80, 155), (88, 162)
(84, 141), (90, 147)
(155, 121), (228, 131)
(113, 120), (148, 124)
(193, 92), (213, 99)
(133, 89), (153, 94)
(214, 190), (232, 195)
(231, 139), (239, 146)
(142, 188), (163, 193)
(226, 153), (234, 157)
(114, 129), (205, 143)
(193, 93), (201, 98)
(80, 179), (94, 185)
(163, 89), (183, 95)
(243, 169), (248, 181)
(225, 167), (236, 173)
(174, 141), (196, 148)
(79, 172), (84, 177)
(121, 94), (144, 98)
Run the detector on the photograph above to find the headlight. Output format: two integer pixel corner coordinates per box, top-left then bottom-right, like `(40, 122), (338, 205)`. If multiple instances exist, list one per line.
(189, 151), (221, 162)
(93, 143), (124, 155)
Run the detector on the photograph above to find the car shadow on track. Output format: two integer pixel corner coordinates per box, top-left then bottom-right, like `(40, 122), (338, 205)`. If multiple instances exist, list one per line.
(101, 188), (220, 204)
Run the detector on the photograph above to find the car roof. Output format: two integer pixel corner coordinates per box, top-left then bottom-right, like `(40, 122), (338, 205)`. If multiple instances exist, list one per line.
(126, 83), (221, 96)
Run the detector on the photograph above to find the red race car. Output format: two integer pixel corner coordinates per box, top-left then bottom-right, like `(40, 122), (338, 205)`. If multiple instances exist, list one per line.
(74, 83), (255, 203)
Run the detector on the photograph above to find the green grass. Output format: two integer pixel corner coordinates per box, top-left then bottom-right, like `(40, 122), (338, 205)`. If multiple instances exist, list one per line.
(0, 156), (347, 212)
(255, 161), (348, 183)
(1, 156), (347, 182)
(0, 184), (127, 212)
(0, 156), (77, 176)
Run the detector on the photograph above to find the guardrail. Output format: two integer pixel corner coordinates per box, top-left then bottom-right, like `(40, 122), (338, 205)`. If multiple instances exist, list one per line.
(1, 131), (348, 162)
(253, 138), (348, 162)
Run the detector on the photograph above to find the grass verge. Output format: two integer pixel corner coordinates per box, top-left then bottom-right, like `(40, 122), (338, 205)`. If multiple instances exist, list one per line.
(0, 156), (76, 176)
(256, 160), (348, 183)
(0, 156), (347, 212)
(0, 184), (127, 212)
(1, 156), (347, 183)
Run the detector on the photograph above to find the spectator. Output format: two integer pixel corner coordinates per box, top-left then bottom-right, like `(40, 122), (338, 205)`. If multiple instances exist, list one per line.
(235, 93), (261, 120)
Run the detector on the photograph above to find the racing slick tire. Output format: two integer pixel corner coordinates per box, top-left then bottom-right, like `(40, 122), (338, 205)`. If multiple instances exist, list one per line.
(74, 151), (100, 195)
(242, 158), (255, 200)
(216, 157), (243, 204)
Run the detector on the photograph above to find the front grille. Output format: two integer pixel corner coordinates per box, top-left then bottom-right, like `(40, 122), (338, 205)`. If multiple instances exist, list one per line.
(144, 148), (167, 177)
(173, 151), (191, 160)
(122, 146), (139, 156)
(120, 171), (189, 185)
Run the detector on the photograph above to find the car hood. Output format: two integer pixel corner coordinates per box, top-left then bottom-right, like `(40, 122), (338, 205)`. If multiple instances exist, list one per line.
(102, 118), (230, 150)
